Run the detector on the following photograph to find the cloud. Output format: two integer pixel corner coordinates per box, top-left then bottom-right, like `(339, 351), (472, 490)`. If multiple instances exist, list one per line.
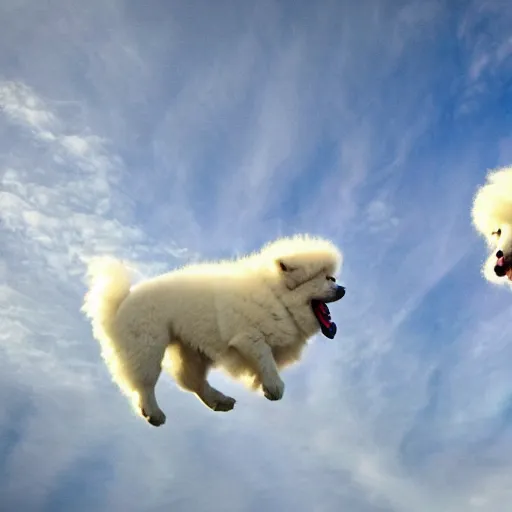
(456, 0), (512, 114)
(0, 80), (192, 276)
(2, 0), (512, 511)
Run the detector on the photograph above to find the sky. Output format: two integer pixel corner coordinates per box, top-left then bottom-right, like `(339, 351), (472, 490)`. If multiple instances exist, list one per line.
(1, 0), (512, 511)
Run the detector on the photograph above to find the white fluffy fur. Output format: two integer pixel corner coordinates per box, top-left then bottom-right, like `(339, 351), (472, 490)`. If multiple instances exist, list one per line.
(472, 165), (512, 286)
(82, 234), (343, 426)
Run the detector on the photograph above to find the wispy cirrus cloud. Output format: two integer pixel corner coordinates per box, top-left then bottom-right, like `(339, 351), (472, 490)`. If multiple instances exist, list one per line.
(456, 0), (512, 115)
(0, 80), (191, 275)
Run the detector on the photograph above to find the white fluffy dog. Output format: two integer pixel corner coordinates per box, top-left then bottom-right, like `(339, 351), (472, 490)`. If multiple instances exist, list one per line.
(82, 235), (345, 427)
(472, 165), (512, 286)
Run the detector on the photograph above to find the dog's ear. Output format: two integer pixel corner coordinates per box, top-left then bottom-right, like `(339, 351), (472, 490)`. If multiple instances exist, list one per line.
(277, 259), (298, 273)
(276, 259), (304, 289)
(278, 260), (289, 272)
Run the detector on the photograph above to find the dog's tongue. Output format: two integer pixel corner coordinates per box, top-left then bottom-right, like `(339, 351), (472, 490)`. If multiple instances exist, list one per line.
(312, 300), (337, 339)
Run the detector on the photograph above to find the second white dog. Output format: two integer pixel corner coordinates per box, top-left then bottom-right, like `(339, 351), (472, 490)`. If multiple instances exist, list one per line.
(472, 165), (512, 286)
(82, 234), (345, 427)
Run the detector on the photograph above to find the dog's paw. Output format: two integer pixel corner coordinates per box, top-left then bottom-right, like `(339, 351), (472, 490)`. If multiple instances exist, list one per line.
(262, 377), (285, 401)
(142, 408), (166, 427)
(213, 396), (236, 412)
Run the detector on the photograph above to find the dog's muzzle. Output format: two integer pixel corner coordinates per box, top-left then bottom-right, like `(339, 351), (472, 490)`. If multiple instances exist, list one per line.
(495, 250), (508, 277)
(325, 285), (346, 303)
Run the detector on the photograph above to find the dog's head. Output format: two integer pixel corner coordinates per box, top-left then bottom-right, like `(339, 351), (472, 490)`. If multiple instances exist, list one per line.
(472, 166), (512, 285)
(260, 235), (345, 338)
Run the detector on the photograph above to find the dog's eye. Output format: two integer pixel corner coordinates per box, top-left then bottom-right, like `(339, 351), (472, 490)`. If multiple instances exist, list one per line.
(326, 276), (336, 282)
(493, 229), (502, 237)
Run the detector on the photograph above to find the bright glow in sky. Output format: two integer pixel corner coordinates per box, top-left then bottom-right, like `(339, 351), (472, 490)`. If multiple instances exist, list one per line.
(1, 1), (512, 511)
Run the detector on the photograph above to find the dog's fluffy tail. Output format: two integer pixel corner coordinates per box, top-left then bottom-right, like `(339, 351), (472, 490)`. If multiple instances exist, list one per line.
(82, 257), (132, 390)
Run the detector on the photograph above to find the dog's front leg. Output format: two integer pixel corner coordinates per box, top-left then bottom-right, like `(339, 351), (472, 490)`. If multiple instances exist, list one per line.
(229, 331), (284, 401)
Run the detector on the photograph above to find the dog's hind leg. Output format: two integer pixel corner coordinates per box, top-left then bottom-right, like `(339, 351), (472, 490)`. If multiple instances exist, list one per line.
(164, 342), (236, 412)
(116, 327), (168, 427)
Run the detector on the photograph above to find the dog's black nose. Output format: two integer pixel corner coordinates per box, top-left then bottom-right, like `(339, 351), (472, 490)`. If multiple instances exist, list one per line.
(495, 265), (506, 277)
(335, 285), (346, 300)
(496, 250), (504, 258)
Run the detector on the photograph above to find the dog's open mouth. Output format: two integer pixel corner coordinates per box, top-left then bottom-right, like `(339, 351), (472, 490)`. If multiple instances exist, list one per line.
(311, 300), (337, 339)
(495, 252), (512, 280)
